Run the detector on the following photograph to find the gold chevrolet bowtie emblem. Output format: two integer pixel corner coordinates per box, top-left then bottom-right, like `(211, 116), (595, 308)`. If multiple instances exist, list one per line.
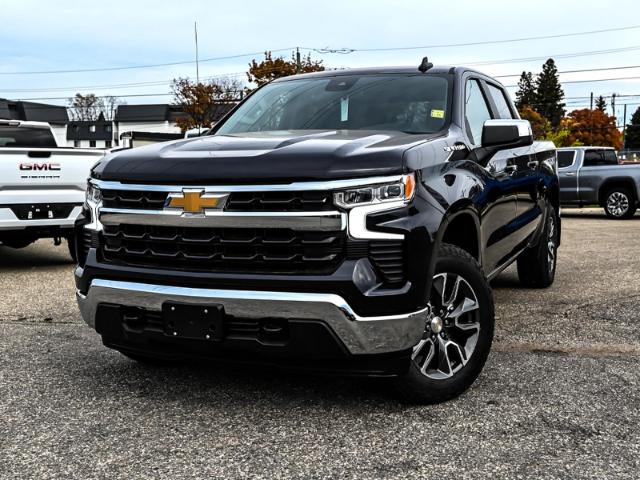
(166, 190), (227, 214)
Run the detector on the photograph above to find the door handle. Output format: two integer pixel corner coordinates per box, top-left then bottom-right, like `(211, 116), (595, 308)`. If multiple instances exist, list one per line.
(527, 160), (539, 169)
(563, 172), (575, 176)
(505, 164), (517, 175)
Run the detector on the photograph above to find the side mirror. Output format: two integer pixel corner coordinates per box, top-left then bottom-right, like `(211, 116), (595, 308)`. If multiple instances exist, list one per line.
(481, 119), (533, 150)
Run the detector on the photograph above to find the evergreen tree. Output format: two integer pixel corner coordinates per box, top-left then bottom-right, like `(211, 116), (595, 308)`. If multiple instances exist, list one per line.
(515, 71), (536, 110)
(625, 106), (640, 150)
(595, 95), (607, 112)
(535, 59), (566, 128)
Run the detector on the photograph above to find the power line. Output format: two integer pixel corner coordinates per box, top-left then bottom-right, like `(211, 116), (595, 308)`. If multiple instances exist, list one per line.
(495, 64), (640, 79)
(343, 24), (640, 52)
(467, 45), (640, 66)
(0, 47), (303, 75)
(6, 58), (640, 96)
(504, 75), (640, 88)
(2, 23), (639, 76)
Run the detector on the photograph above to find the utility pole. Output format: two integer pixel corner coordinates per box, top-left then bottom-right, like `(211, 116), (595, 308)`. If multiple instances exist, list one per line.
(611, 93), (616, 118)
(194, 21), (200, 84)
(589, 92), (593, 138)
(623, 103), (628, 150)
(194, 21), (200, 135)
(296, 47), (301, 74)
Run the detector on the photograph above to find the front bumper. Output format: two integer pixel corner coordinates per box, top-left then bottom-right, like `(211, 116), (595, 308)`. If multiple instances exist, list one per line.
(76, 278), (429, 356)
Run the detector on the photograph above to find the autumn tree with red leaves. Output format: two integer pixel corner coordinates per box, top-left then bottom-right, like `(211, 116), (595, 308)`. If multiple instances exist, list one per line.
(564, 108), (622, 149)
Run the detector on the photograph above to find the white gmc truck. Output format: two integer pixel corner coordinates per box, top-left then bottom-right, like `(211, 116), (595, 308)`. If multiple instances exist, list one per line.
(0, 120), (105, 259)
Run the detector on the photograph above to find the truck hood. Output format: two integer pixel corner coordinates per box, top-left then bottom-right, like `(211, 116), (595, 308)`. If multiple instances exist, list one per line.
(92, 130), (439, 184)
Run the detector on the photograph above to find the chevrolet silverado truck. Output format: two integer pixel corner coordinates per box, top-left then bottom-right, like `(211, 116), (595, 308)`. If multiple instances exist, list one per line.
(74, 63), (559, 403)
(558, 146), (640, 219)
(0, 120), (105, 258)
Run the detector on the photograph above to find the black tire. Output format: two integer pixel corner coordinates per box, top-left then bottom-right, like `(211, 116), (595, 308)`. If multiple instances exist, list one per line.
(603, 187), (636, 219)
(66, 236), (77, 263)
(393, 243), (494, 404)
(517, 206), (558, 288)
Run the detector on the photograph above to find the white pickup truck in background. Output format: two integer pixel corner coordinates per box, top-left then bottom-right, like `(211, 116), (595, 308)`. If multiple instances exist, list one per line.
(0, 120), (105, 259)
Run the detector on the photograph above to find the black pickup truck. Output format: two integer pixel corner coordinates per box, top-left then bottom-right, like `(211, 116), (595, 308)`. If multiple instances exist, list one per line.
(74, 62), (559, 403)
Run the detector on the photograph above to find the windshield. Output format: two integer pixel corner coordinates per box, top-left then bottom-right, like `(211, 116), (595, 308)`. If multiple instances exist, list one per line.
(216, 74), (451, 135)
(0, 126), (57, 148)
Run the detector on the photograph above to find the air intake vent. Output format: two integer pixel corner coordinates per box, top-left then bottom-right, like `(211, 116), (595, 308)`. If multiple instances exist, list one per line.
(369, 241), (406, 287)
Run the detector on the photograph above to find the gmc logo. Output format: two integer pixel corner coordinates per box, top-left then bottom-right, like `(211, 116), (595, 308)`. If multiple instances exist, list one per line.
(19, 163), (61, 171)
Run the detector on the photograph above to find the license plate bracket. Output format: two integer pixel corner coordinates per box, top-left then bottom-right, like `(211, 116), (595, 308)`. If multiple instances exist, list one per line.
(162, 302), (225, 341)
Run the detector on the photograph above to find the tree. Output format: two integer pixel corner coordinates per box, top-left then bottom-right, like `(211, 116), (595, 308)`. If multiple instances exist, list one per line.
(67, 94), (100, 121)
(67, 94), (123, 121)
(595, 95), (607, 112)
(515, 72), (537, 110)
(563, 108), (622, 149)
(247, 50), (324, 87)
(172, 77), (243, 132)
(518, 106), (548, 139)
(624, 106), (640, 150)
(544, 117), (583, 148)
(535, 59), (565, 129)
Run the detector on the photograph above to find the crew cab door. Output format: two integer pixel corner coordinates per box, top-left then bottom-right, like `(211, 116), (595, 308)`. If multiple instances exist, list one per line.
(557, 149), (579, 203)
(484, 82), (543, 243)
(577, 149), (619, 203)
(463, 78), (519, 273)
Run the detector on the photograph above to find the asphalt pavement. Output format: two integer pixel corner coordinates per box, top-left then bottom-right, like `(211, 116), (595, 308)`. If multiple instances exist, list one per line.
(0, 209), (638, 479)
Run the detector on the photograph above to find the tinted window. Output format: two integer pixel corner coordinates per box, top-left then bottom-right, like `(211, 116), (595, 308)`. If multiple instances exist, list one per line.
(217, 74), (450, 135)
(464, 79), (492, 145)
(558, 151), (576, 168)
(603, 150), (619, 165)
(487, 84), (514, 119)
(584, 150), (619, 167)
(0, 126), (57, 148)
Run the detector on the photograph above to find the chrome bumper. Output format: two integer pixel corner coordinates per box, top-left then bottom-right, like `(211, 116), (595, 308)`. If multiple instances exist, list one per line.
(76, 279), (428, 355)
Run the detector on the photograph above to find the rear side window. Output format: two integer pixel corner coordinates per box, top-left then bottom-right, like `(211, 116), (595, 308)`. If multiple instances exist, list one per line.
(464, 79), (492, 145)
(487, 84), (514, 119)
(603, 150), (619, 165)
(0, 126), (57, 148)
(584, 150), (618, 167)
(558, 151), (576, 168)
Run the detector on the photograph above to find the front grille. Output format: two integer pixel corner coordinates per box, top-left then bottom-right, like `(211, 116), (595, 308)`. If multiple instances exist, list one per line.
(100, 189), (334, 212)
(225, 191), (333, 211)
(100, 224), (345, 274)
(369, 241), (407, 286)
(101, 190), (168, 210)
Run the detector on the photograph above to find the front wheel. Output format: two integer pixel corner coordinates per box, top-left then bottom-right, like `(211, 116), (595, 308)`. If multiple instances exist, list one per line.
(393, 243), (495, 404)
(603, 188), (636, 219)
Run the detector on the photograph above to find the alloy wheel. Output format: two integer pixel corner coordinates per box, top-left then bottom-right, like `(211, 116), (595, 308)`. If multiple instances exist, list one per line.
(607, 192), (629, 218)
(547, 214), (557, 274)
(412, 273), (481, 380)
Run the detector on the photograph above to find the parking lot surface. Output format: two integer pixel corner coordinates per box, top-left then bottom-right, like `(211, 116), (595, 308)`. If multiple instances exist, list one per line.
(1, 209), (639, 479)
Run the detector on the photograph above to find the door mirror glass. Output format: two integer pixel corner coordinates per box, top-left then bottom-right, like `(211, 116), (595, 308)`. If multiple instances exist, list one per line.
(481, 119), (533, 150)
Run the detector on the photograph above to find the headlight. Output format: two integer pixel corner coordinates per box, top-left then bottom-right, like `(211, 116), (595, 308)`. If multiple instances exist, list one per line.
(86, 182), (102, 205)
(334, 174), (416, 209)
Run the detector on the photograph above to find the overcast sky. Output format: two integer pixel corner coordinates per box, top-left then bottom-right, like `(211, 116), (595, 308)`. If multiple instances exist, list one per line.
(2, 0), (640, 122)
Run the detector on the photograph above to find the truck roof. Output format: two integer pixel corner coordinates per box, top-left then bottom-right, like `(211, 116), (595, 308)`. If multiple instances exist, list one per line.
(273, 65), (502, 85)
(0, 119), (52, 130)
(557, 146), (615, 150)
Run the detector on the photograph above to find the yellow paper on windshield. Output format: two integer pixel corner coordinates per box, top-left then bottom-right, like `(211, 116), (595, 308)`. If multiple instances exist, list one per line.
(431, 109), (445, 119)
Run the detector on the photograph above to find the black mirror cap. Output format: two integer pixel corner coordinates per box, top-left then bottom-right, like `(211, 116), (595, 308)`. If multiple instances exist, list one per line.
(482, 120), (533, 149)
